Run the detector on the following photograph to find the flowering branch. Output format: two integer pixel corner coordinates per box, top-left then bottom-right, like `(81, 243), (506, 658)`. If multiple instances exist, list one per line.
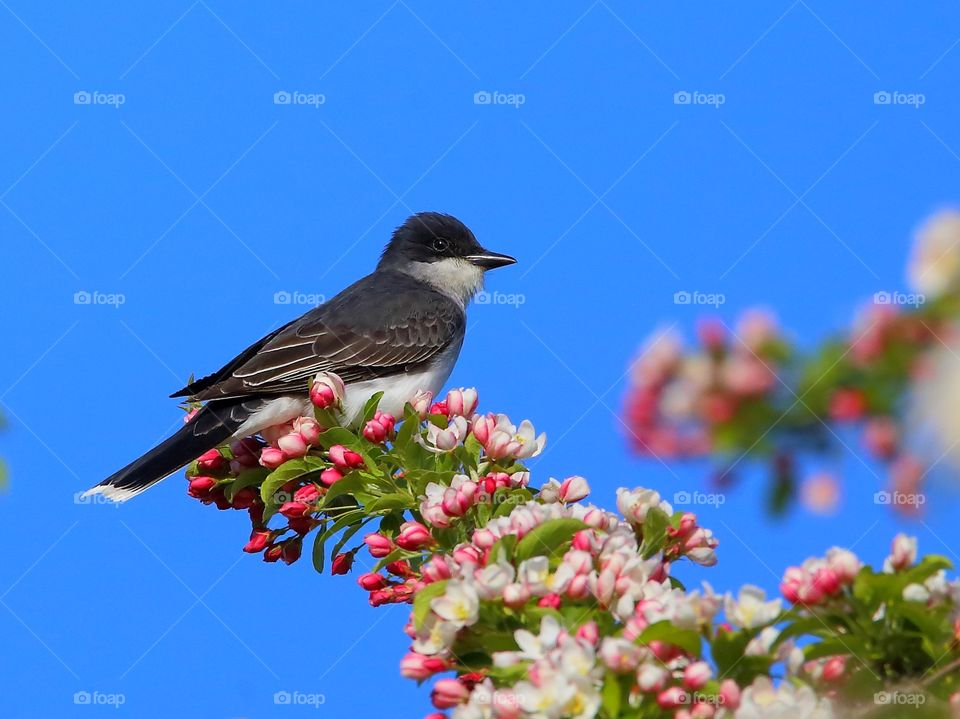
(179, 378), (960, 718)
(624, 210), (960, 517)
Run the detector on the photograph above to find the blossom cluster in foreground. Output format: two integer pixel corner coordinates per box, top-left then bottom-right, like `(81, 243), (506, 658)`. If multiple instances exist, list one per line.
(181, 380), (960, 718)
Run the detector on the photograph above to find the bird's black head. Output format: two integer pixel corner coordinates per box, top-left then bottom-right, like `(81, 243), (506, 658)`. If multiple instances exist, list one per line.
(378, 212), (516, 271)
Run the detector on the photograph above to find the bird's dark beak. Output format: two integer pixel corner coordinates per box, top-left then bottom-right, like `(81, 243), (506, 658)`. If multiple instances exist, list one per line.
(466, 250), (517, 270)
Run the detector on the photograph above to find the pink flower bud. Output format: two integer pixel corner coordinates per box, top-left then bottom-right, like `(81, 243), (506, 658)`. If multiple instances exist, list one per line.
(657, 686), (688, 709)
(576, 621), (599, 646)
(196, 449), (226, 473)
(829, 387), (866, 421)
(718, 679), (740, 710)
(559, 476), (590, 503)
(187, 476), (217, 498)
(231, 487), (258, 510)
(329, 444), (364, 470)
(331, 552), (354, 575)
(280, 539), (302, 565)
(637, 664), (668, 692)
(364, 533), (394, 558)
(822, 655), (846, 682)
(446, 388), (479, 417)
(431, 678), (469, 709)
(310, 372), (345, 409)
(683, 661), (712, 690)
(320, 468), (344, 486)
(503, 583), (530, 608)
(294, 416), (322, 445)
(259, 447), (286, 469)
(396, 521), (434, 551)
(263, 544), (283, 563)
(293, 484), (321, 504)
(277, 433), (308, 459)
(358, 573), (388, 590)
(243, 529), (271, 554)
(472, 528), (498, 549)
(889, 533), (917, 571)
(363, 419), (388, 444)
(471, 413), (497, 445)
(400, 652), (448, 680)
(279, 501), (311, 519)
(410, 390), (434, 418)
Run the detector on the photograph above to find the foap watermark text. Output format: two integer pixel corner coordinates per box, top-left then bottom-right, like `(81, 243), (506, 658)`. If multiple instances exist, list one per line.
(475, 290), (525, 308)
(674, 291), (725, 307)
(474, 90), (526, 108)
(674, 90), (725, 108)
(74, 91), (125, 108)
(74, 291), (126, 308)
(274, 90), (326, 108)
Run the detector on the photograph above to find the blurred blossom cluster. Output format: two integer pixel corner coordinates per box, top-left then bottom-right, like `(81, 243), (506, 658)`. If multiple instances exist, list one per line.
(624, 209), (960, 517)
(175, 377), (960, 717)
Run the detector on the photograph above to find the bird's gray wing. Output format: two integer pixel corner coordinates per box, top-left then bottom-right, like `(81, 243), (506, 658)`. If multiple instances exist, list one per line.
(185, 271), (466, 401)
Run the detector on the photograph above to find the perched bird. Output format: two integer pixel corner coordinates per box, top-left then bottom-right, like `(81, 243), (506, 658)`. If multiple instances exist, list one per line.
(84, 212), (515, 501)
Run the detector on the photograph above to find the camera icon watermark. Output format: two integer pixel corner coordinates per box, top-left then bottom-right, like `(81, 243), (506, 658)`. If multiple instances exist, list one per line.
(74, 91), (126, 108)
(674, 90), (725, 108)
(273, 90), (326, 108)
(874, 491), (926, 508)
(74, 690), (126, 708)
(674, 490), (726, 507)
(873, 291), (925, 307)
(873, 90), (925, 108)
(473, 90), (526, 108)
(673, 290), (725, 307)
(274, 690), (326, 708)
(475, 290), (526, 308)
(274, 290), (326, 307)
(74, 290), (126, 309)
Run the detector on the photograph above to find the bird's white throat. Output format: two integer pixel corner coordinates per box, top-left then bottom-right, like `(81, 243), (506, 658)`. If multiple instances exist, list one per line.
(402, 257), (485, 306)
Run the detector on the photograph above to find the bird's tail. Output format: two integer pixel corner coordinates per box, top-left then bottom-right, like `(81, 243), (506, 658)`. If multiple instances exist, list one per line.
(83, 399), (260, 502)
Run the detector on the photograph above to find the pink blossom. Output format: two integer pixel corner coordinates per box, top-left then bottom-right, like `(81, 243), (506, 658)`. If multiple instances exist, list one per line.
(559, 475), (590, 503)
(310, 372), (345, 409)
(364, 533), (395, 558)
(445, 388), (479, 417)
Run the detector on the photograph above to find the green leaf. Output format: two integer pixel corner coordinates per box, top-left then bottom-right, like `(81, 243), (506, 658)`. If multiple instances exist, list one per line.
(366, 493), (414, 514)
(413, 580), (448, 630)
(224, 467), (269, 501)
(637, 621), (702, 657)
(514, 518), (587, 562)
(489, 535), (518, 564)
(260, 456), (328, 517)
(330, 520), (367, 566)
(601, 673), (622, 717)
(362, 392), (385, 424)
(320, 472), (365, 507)
(639, 507), (670, 559)
(319, 427), (359, 449)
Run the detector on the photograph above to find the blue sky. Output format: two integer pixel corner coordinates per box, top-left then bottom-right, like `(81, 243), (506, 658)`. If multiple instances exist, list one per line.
(2, 2), (960, 717)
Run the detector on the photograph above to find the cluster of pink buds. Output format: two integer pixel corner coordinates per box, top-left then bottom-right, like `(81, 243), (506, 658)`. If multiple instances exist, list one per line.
(363, 411), (396, 444)
(420, 472), (529, 528)
(780, 547), (860, 606)
(624, 312), (782, 458)
(259, 417), (323, 469)
(358, 561), (420, 607)
(665, 512), (719, 567)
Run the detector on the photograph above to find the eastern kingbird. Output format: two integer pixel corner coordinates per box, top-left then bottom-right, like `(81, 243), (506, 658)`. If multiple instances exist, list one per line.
(84, 212), (515, 502)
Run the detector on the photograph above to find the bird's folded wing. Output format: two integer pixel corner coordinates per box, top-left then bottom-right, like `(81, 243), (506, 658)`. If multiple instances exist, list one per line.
(184, 276), (465, 401)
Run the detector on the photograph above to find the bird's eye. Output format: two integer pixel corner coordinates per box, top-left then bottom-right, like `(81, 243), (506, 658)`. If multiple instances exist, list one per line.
(432, 238), (449, 253)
